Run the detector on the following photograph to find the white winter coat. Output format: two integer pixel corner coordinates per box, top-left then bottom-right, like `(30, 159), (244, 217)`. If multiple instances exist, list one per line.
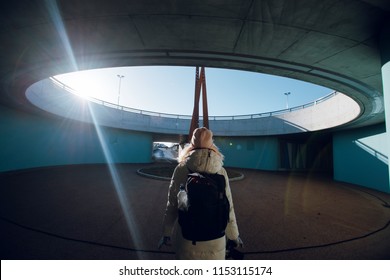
(162, 148), (240, 260)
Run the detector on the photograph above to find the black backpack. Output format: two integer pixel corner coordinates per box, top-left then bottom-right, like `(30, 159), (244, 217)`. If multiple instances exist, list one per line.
(178, 171), (230, 245)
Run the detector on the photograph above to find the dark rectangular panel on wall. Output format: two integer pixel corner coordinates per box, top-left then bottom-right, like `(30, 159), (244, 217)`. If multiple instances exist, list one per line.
(279, 132), (333, 173)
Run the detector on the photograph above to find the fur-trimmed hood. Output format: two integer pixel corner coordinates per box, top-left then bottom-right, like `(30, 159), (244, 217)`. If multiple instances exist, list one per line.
(183, 149), (223, 174)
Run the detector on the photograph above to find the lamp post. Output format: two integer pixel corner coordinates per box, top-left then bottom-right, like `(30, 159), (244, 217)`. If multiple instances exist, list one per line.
(284, 91), (291, 109)
(117, 74), (125, 107)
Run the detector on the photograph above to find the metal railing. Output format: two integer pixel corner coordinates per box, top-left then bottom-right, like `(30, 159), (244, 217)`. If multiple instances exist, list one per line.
(50, 76), (337, 121)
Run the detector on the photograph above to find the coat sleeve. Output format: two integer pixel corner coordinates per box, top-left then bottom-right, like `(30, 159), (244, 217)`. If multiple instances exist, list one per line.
(162, 165), (185, 237)
(220, 168), (240, 240)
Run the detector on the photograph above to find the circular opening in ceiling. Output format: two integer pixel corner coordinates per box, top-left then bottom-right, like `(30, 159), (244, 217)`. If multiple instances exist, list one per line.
(25, 66), (361, 136)
(53, 66), (333, 116)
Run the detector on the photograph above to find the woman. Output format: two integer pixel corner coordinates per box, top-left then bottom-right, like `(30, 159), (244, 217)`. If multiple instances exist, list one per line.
(158, 127), (243, 259)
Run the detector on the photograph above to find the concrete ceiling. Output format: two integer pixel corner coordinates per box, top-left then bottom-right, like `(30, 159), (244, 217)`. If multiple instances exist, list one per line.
(1, 0), (389, 129)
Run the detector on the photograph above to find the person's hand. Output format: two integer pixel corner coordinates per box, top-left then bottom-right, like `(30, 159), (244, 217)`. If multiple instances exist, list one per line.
(158, 236), (171, 249)
(233, 236), (244, 248)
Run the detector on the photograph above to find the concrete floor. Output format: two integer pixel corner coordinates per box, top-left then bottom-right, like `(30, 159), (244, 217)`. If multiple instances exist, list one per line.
(1, 163), (389, 260)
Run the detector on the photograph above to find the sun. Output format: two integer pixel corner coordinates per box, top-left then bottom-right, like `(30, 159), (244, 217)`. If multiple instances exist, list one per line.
(54, 69), (112, 102)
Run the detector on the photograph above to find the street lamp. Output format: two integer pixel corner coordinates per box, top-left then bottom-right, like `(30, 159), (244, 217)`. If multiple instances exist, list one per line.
(284, 92), (291, 109)
(117, 74), (125, 107)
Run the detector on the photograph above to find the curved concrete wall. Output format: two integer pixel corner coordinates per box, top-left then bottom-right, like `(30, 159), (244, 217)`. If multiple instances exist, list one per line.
(0, 105), (153, 172)
(215, 136), (279, 170)
(333, 124), (389, 193)
(1, 101), (388, 193)
(209, 92), (360, 136)
(2, 77), (388, 193)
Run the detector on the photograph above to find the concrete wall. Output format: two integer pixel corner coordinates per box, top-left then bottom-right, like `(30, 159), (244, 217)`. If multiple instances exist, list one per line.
(0, 105), (153, 172)
(333, 124), (389, 193)
(215, 136), (279, 170)
(2, 98), (389, 195)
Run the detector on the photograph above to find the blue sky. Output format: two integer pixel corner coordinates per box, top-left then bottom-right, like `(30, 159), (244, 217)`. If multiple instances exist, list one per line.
(55, 66), (332, 116)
